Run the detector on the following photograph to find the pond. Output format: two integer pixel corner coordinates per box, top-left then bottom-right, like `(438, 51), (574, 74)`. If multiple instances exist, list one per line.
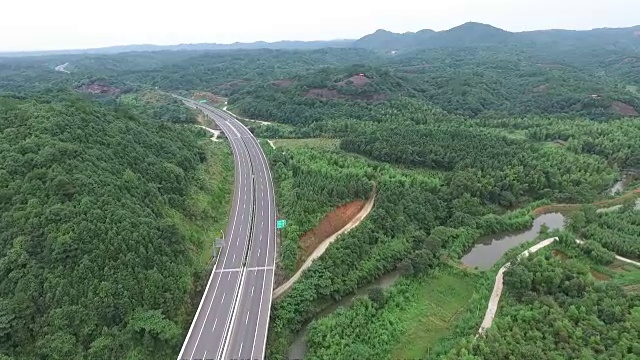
(460, 212), (566, 270)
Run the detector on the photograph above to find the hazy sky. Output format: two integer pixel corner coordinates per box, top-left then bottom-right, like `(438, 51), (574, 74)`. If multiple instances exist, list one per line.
(1, 0), (639, 51)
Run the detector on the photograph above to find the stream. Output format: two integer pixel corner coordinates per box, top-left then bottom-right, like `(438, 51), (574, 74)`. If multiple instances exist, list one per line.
(287, 270), (401, 360)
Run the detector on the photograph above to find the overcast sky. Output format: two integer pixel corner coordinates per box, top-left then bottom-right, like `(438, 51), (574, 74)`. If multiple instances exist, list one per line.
(1, 0), (639, 52)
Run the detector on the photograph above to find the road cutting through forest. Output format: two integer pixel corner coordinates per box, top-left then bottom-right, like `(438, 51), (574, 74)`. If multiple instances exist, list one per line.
(478, 237), (640, 336)
(273, 193), (376, 299)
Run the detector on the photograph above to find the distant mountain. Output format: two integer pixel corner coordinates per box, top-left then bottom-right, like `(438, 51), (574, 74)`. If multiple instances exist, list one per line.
(2, 22), (639, 57)
(353, 22), (640, 51)
(0, 39), (354, 57)
(354, 29), (436, 51)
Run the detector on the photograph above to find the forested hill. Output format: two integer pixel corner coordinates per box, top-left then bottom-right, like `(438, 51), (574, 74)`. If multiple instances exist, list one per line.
(230, 44), (640, 121)
(354, 22), (640, 51)
(0, 93), (214, 359)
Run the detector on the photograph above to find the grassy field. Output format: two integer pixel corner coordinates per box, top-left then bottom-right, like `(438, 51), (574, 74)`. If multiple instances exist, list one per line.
(272, 138), (340, 150)
(390, 271), (478, 359)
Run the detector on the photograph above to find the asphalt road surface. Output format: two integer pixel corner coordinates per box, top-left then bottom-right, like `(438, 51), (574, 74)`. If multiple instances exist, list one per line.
(175, 98), (276, 360)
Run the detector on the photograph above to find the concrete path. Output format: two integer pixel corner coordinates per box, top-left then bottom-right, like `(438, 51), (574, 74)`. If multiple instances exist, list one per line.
(477, 237), (639, 336)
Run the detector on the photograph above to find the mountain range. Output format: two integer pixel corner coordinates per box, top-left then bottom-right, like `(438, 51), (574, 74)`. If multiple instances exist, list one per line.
(2, 22), (639, 56)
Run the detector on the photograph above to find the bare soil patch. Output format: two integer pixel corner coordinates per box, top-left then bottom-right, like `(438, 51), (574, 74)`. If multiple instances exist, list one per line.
(611, 101), (639, 116)
(272, 79), (295, 87)
(552, 249), (569, 260)
(338, 75), (371, 87)
(192, 91), (227, 104)
(296, 200), (366, 267)
(79, 82), (121, 95)
(590, 269), (610, 281)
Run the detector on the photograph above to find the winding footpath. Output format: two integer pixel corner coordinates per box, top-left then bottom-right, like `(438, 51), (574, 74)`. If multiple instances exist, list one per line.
(478, 237), (640, 336)
(273, 193), (376, 299)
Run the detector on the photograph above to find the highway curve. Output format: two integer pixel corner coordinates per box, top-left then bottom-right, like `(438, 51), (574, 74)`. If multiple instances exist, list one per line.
(175, 97), (276, 360)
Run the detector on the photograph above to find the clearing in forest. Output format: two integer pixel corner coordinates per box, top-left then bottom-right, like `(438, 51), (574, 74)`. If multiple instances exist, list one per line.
(611, 101), (639, 116)
(391, 272), (477, 359)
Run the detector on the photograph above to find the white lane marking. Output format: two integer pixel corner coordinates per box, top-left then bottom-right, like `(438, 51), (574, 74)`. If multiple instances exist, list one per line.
(191, 117), (249, 359)
(245, 311), (250, 324)
(258, 248), (260, 258)
(251, 286), (254, 296)
(228, 272), (231, 280)
(214, 268), (242, 273)
(213, 111), (276, 360)
(250, 135), (276, 360)
(233, 253), (236, 263)
(186, 135), (243, 360)
(245, 266), (275, 271)
(239, 342), (244, 357)
(219, 127), (256, 360)
(211, 318), (218, 332)
(203, 350), (207, 359)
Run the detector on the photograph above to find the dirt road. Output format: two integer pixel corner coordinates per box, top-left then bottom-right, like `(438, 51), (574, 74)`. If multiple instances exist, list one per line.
(273, 193), (376, 299)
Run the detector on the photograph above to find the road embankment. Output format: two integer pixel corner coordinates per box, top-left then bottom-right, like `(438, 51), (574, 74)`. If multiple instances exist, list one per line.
(273, 192), (376, 299)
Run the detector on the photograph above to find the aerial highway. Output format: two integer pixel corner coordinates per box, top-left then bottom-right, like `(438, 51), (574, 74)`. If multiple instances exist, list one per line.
(214, 109), (276, 360)
(175, 96), (276, 360)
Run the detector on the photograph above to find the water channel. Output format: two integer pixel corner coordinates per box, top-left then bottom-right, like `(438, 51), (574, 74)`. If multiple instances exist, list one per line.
(287, 270), (401, 360)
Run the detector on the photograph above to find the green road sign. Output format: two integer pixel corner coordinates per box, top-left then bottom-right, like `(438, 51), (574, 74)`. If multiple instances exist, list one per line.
(276, 219), (287, 229)
(198, 99), (208, 103)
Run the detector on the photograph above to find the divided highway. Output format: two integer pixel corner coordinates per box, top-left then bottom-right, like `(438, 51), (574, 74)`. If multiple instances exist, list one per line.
(175, 97), (276, 360)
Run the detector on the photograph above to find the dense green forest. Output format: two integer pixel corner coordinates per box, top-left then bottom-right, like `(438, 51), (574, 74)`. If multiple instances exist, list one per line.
(265, 141), (562, 358)
(298, 209), (640, 360)
(228, 43), (640, 122)
(0, 93), (231, 359)
(0, 48), (378, 96)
